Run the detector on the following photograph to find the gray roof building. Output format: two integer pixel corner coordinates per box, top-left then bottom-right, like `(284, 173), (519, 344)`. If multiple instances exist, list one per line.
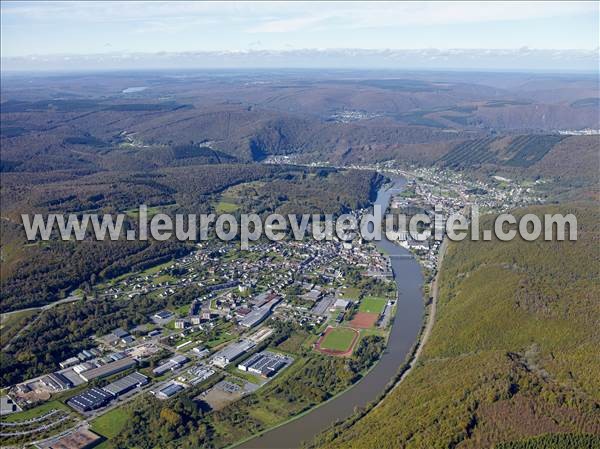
(103, 372), (149, 397)
(67, 387), (113, 412)
(211, 339), (256, 368)
(79, 357), (136, 382)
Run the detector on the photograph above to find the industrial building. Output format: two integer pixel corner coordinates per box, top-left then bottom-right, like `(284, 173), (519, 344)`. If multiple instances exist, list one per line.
(239, 295), (281, 328)
(147, 329), (161, 338)
(41, 372), (73, 391)
(152, 355), (188, 376)
(102, 372), (149, 397)
(154, 382), (184, 399)
(237, 351), (291, 378)
(73, 362), (96, 375)
(187, 364), (215, 385)
(251, 291), (279, 307)
(192, 346), (210, 358)
(67, 387), (113, 412)
(237, 353), (263, 372)
(59, 357), (80, 369)
(112, 328), (129, 339)
(152, 310), (174, 324)
(211, 339), (256, 368)
(79, 357), (136, 382)
(332, 298), (350, 310)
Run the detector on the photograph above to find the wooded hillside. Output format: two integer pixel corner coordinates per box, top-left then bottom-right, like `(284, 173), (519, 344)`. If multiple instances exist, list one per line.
(314, 205), (600, 449)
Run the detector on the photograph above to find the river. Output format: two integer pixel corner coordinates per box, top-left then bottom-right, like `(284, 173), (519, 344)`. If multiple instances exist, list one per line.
(236, 177), (425, 449)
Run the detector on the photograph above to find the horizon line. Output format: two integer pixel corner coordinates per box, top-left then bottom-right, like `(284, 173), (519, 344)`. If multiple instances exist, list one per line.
(3, 47), (600, 59)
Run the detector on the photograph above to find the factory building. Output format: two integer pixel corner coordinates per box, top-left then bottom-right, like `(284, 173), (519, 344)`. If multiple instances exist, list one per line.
(67, 387), (113, 412)
(152, 355), (188, 376)
(79, 357), (136, 382)
(237, 351), (290, 378)
(102, 372), (149, 397)
(154, 382), (184, 399)
(211, 339), (256, 368)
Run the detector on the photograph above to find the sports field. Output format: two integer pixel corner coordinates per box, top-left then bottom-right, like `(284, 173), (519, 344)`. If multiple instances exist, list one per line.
(359, 296), (387, 314)
(350, 312), (379, 329)
(318, 327), (357, 352)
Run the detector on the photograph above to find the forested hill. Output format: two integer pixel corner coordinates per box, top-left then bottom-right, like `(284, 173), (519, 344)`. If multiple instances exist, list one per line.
(313, 205), (600, 449)
(0, 165), (383, 314)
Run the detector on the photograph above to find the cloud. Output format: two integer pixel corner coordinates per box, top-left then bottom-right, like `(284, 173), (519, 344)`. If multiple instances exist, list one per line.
(247, 15), (327, 33)
(1, 1), (597, 57)
(2, 48), (598, 72)
(2, 1), (595, 27)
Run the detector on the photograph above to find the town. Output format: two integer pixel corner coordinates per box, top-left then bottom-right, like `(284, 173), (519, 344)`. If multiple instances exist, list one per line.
(0, 166), (547, 448)
(1, 230), (397, 447)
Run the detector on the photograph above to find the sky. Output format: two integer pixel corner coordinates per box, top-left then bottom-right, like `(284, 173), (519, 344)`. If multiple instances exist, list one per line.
(1, 1), (599, 71)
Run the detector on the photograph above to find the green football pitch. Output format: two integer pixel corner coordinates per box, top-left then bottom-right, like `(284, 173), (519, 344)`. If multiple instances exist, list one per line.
(320, 327), (357, 351)
(358, 297), (387, 314)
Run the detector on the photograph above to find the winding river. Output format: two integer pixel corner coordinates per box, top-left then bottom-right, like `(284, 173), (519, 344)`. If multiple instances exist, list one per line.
(237, 177), (425, 449)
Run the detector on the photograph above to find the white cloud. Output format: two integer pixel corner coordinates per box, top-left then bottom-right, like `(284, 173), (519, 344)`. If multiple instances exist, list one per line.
(1, 1), (596, 56)
(247, 15), (327, 33)
(2, 1), (595, 27)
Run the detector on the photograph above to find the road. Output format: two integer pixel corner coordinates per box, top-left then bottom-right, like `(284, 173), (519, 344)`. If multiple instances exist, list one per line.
(1, 294), (81, 318)
(1, 295), (82, 351)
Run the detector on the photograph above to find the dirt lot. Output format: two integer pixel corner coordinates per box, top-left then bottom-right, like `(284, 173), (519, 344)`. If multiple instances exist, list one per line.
(196, 380), (246, 411)
(350, 312), (379, 329)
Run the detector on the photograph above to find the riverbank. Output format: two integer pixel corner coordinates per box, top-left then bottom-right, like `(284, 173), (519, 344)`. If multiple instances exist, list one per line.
(305, 237), (448, 449)
(235, 177), (426, 449)
(385, 236), (448, 395)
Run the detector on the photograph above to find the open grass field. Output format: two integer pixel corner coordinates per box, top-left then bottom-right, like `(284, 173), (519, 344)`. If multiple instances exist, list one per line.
(317, 327), (359, 354)
(1, 400), (69, 423)
(0, 309), (38, 347)
(215, 200), (239, 213)
(339, 287), (360, 299)
(90, 407), (130, 439)
(275, 330), (311, 355)
(154, 274), (175, 284)
(205, 331), (235, 348)
(211, 180), (268, 216)
(359, 297), (387, 314)
(175, 303), (190, 315)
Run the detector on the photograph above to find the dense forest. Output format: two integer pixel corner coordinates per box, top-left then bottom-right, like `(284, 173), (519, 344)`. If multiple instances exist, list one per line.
(494, 433), (600, 449)
(313, 206), (600, 449)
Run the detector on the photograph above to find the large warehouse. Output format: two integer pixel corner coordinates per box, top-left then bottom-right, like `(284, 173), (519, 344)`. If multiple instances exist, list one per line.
(102, 372), (149, 396)
(211, 339), (256, 368)
(79, 357), (136, 382)
(67, 387), (113, 412)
